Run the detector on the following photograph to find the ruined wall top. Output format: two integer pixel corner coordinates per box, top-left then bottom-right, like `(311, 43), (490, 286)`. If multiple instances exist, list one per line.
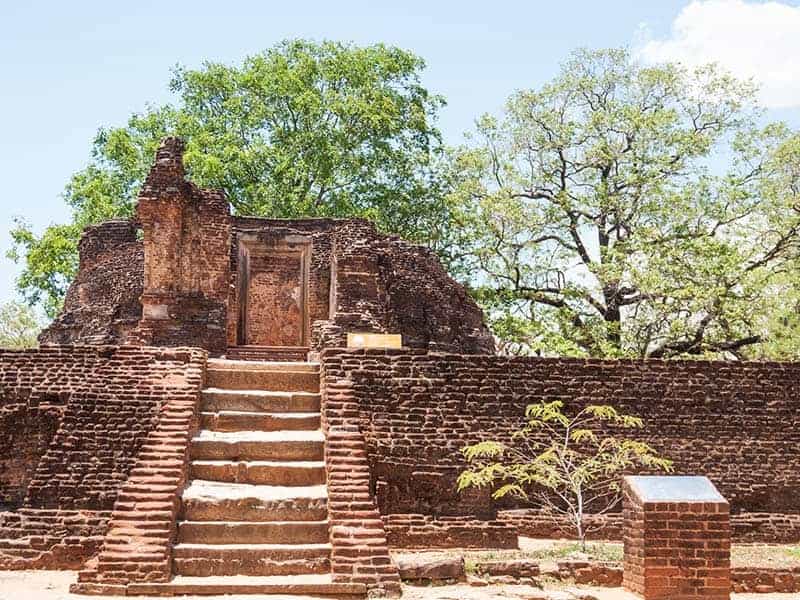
(140, 137), (188, 198)
(41, 137), (494, 356)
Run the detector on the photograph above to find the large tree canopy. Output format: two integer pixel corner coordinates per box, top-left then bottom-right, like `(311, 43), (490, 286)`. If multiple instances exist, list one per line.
(446, 48), (800, 359)
(10, 39), (446, 316)
(10, 43), (800, 360)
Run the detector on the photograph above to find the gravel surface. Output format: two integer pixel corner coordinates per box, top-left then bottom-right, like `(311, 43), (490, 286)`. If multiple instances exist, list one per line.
(732, 544), (800, 568)
(394, 538), (800, 571)
(2, 571), (798, 600)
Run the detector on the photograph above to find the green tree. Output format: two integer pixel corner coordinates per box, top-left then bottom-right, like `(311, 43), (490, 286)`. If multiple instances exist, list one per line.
(458, 400), (672, 550)
(447, 48), (800, 358)
(10, 39), (447, 316)
(0, 300), (43, 349)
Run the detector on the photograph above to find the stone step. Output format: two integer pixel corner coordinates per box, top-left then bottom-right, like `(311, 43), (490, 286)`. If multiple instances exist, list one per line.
(180, 481), (328, 522)
(177, 520), (329, 544)
(190, 460), (326, 486)
(172, 543), (331, 577)
(127, 574), (365, 597)
(202, 389), (321, 413)
(226, 346), (310, 362)
(200, 411), (320, 432)
(190, 430), (324, 461)
(208, 358), (319, 373)
(206, 367), (319, 393)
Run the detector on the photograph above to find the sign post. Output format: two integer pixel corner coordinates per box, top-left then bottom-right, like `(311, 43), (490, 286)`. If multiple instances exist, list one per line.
(623, 475), (730, 600)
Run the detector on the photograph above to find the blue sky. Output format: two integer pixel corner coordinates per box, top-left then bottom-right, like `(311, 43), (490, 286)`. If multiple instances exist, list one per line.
(1, 0), (799, 306)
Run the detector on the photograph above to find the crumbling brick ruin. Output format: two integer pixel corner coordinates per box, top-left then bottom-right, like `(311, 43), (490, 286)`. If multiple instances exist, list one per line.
(40, 137), (494, 358)
(41, 220), (144, 345)
(3, 138), (798, 597)
(0, 345), (204, 571)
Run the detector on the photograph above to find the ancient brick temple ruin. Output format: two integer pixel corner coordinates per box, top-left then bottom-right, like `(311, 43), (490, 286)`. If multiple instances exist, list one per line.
(2, 138), (799, 598)
(40, 137), (493, 360)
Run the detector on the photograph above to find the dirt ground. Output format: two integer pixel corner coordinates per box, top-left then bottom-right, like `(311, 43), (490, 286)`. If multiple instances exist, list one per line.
(0, 571), (798, 600)
(394, 537), (800, 571)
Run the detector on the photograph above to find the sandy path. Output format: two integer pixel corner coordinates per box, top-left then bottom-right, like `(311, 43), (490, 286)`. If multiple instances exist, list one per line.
(1, 571), (797, 600)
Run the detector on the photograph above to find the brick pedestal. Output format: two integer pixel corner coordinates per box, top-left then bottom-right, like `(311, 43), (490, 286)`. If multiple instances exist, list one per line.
(623, 475), (730, 600)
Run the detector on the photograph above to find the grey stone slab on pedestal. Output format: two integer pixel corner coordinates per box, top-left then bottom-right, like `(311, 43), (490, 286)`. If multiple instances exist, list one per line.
(626, 475), (725, 502)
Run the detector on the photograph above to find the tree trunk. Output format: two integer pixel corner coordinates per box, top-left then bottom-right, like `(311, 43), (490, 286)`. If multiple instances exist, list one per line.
(602, 283), (622, 353)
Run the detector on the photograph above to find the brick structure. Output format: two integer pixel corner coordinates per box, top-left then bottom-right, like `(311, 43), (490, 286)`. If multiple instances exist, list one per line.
(41, 138), (494, 358)
(382, 514), (517, 549)
(42, 221), (143, 345)
(556, 559), (623, 587)
(497, 509), (800, 544)
(497, 508), (622, 541)
(73, 351), (204, 594)
(622, 476), (731, 600)
(321, 378), (402, 595)
(732, 566), (800, 593)
(318, 349), (800, 547)
(3, 344), (796, 593)
(0, 346), (205, 571)
(132, 138), (232, 355)
(5, 137), (799, 597)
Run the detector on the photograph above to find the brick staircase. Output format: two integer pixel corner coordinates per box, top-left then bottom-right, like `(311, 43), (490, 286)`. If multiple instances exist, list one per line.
(128, 359), (365, 598)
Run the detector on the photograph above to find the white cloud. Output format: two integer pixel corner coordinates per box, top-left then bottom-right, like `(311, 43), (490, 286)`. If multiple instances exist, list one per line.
(636, 0), (800, 108)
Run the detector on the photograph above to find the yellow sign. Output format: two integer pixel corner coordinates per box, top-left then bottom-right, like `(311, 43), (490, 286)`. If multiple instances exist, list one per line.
(347, 333), (403, 349)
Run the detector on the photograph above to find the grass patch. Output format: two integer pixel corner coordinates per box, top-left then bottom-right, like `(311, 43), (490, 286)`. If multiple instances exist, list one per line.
(457, 541), (622, 573)
(517, 542), (623, 562)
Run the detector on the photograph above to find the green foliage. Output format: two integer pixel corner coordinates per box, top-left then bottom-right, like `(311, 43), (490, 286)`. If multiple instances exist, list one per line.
(12, 42), (800, 354)
(8, 220), (80, 318)
(10, 39), (447, 313)
(458, 400), (672, 549)
(447, 48), (800, 358)
(0, 301), (44, 349)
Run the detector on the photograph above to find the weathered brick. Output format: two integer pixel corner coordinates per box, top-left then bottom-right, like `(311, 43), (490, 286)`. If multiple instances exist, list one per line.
(0, 345), (204, 578)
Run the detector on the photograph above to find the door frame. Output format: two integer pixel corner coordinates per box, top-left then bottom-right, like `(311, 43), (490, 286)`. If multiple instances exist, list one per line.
(236, 234), (311, 347)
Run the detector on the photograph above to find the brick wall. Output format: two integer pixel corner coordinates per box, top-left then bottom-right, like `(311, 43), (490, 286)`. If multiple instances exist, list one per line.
(134, 138), (232, 355)
(732, 566), (800, 593)
(374, 233), (493, 354)
(75, 346), (204, 592)
(0, 345), (205, 570)
(383, 514), (517, 549)
(497, 509), (800, 544)
(40, 220), (143, 346)
(0, 403), (61, 510)
(46, 138), (494, 356)
(320, 349), (800, 546)
(316, 220), (494, 354)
